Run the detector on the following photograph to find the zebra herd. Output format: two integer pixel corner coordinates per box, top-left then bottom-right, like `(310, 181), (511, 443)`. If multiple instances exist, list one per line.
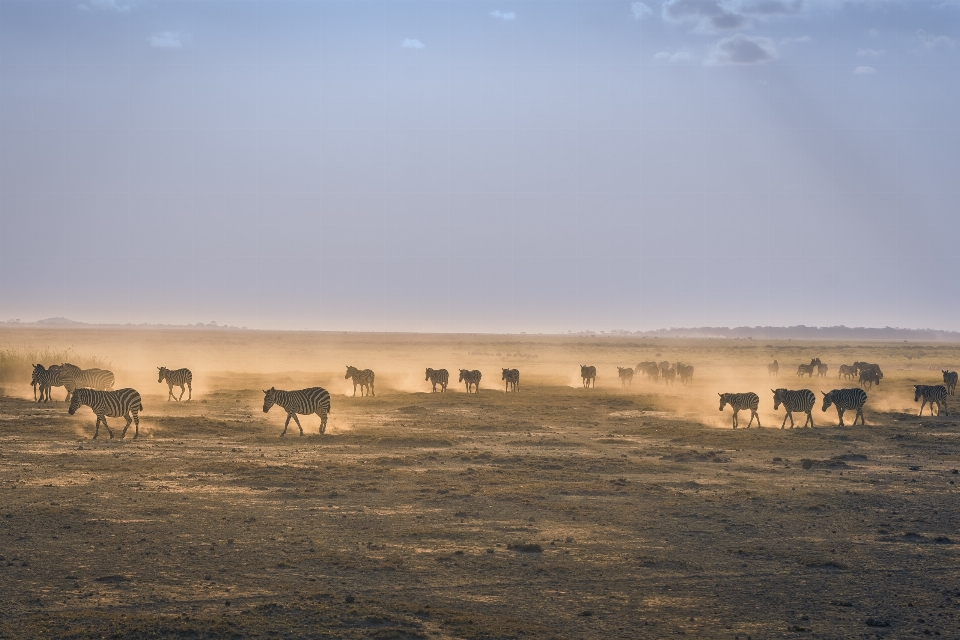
(769, 359), (885, 389)
(633, 361), (694, 386)
(720, 388), (868, 428)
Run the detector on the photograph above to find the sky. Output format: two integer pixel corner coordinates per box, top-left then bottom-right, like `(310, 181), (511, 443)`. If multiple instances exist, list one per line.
(0, 0), (958, 333)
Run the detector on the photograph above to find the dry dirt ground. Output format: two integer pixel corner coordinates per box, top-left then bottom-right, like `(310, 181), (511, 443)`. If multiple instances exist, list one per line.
(1, 330), (959, 639)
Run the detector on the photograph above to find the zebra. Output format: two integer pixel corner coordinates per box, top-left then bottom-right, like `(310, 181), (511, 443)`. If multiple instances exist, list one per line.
(859, 368), (880, 389)
(915, 385), (949, 417)
(772, 388), (815, 429)
(838, 364), (857, 381)
(345, 366), (375, 397)
(854, 362), (883, 381)
(767, 360), (779, 377)
(942, 370), (958, 396)
(662, 367), (676, 386)
(816, 363), (828, 378)
(502, 368), (520, 392)
(459, 369), (481, 393)
(158, 367), (192, 401)
(580, 365), (596, 388)
(59, 363), (115, 401)
(31, 364), (57, 403)
(677, 364), (694, 385)
(617, 366), (633, 387)
(425, 368), (449, 393)
(719, 392), (760, 429)
(635, 361), (657, 376)
(658, 361), (670, 377)
(262, 387), (331, 436)
(68, 388), (143, 440)
(821, 388), (867, 426)
(796, 363), (815, 378)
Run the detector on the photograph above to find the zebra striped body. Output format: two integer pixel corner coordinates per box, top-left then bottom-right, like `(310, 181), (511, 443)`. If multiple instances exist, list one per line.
(658, 361), (670, 377)
(158, 367), (193, 401)
(796, 364), (815, 378)
(816, 363), (828, 378)
(942, 370), (957, 396)
(31, 364), (58, 403)
(772, 388), (815, 428)
(580, 365), (596, 388)
(459, 369), (482, 393)
(59, 363), (115, 401)
(719, 392), (760, 429)
(821, 388), (867, 426)
(425, 368), (449, 393)
(262, 387), (331, 436)
(617, 367), (633, 387)
(502, 368), (520, 392)
(854, 362), (883, 381)
(677, 364), (694, 385)
(838, 364), (857, 381)
(767, 360), (779, 377)
(345, 366), (375, 397)
(859, 368), (880, 389)
(915, 385), (949, 417)
(68, 388), (143, 440)
(636, 362), (657, 376)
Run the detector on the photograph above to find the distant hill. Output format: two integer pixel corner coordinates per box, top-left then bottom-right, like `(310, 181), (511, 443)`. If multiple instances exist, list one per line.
(0, 318), (249, 331)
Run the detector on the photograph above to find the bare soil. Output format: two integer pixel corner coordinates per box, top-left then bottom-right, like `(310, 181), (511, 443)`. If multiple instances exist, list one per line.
(1, 330), (959, 638)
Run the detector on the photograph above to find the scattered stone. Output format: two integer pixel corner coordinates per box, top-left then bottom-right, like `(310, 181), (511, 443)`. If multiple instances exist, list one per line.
(865, 618), (890, 628)
(508, 543), (543, 553)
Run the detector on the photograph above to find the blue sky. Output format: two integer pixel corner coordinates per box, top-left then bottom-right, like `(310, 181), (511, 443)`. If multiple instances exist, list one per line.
(0, 0), (957, 332)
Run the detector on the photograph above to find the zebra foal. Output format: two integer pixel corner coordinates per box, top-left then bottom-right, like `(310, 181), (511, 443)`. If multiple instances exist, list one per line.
(767, 360), (779, 377)
(821, 389), (867, 426)
(502, 368), (520, 393)
(459, 369), (482, 393)
(425, 368), (449, 393)
(262, 387), (331, 436)
(719, 392), (760, 429)
(158, 367), (193, 401)
(68, 388), (143, 440)
(772, 388), (815, 428)
(915, 385), (949, 417)
(345, 366), (375, 397)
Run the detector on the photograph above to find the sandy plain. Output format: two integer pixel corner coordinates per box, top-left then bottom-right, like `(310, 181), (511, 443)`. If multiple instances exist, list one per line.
(0, 328), (959, 639)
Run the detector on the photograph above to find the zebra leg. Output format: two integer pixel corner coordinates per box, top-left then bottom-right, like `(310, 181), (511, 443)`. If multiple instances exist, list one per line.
(732, 410), (738, 429)
(102, 416), (114, 439)
(837, 407), (845, 427)
(92, 416), (100, 440)
(187, 383), (192, 401)
(370, 381), (375, 396)
(943, 399), (948, 416)
(291, 413), (304, 436)
(919, 399), (926, 416)
(121, 412), (132, 439)
(178, 385), (186, 401)
(805, 411), (814, 428)
(855, 409), (864, 425)
(281, 413), (292, 436)
(352, 382), (357, 397)
(167, 383), (174, 401)
(132, 411), (140, 438)
(317, 410), (327, 434)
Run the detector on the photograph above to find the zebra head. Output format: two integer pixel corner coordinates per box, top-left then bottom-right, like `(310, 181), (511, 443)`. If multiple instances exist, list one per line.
(772, 389), (785, 410)
(425, 368), (432, 381)
(345, 366), (359, 380)
(31, 364), (43, 386)
(459, 369), (469, 382)
(820, 390), (834, 412)
(67, 388), (88, 415)
(158, 367), (168, 383)
(718, 393), (729, 411)
(263, 387), (277, 413)
(914, 385), (925, 403)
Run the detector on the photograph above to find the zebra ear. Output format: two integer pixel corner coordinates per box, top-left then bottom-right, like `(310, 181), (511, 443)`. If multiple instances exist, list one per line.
(771, 389), (775, 394)
(820, 391), (826, 396)
(263, 389), (268, 394)
(718, 393), (722, 397)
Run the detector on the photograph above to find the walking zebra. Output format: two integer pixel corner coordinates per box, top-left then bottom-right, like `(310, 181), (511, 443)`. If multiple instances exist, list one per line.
(942, 370), (958, 396)
(772, 388), (815, 429)
(859, 368), (880, 389)
(68, 388), (143, 440)
(31, 364), (58, 403)
(677, 364), (694, 385)
(345, 366), (375, 397)
(658, 361), (670, 377)
(915, 385), (949, 417)
(719, 392), (760, 429)
(816, 363), (828, 378)
(821, 388), (867, 426)
(262, 387), (331, 436)
(158, 367), (192, 401)
(502, 368), (520, 392)
(580, 365), (596, 388)
(854, 362), (883, 381)
(617, 366), (633, 387)
(838, 364), (857, 381)
(425, 368), (449, 393)
(459, 369), (482, 393)
(636, 362), (657, 376)
(767, 360), (779, 377)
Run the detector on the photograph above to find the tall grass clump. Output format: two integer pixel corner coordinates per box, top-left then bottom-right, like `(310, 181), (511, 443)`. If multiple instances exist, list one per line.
(0, 348), (113, 384)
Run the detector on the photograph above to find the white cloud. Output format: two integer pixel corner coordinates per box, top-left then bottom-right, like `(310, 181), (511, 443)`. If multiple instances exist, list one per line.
(401, 38), (425, 49)
(78, 0), (131, 12)
(662, 0), (747, 31)
(917, 29), (955, 52)
(780, 35), (811, 45)
(631, 2), (652, 19)
(149, 31), (186, 49)
(489, 10), (517, 20)
(857, 48), (883, 57)
(708, 33), (777, 64)
(654, 51), (696, 62)
(854, 65), (876, 74)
